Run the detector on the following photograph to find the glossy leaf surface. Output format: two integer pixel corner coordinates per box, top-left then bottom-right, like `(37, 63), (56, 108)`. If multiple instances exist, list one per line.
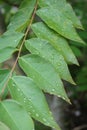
(19, 54), (70, 103)
(9, 76), (61, 130)
(25, 38), (74, 84)
(36, 7), (84, 43)
(31, 22), (79, 65)
(38, 0), (83, 29)
(0, 100), (34, 130)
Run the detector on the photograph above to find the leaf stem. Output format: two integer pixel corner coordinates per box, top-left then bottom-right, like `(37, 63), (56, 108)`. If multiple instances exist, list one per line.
(0, 0), (38, 100)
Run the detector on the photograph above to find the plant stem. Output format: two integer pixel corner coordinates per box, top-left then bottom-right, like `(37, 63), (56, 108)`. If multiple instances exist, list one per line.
(0, 0), (38, 100)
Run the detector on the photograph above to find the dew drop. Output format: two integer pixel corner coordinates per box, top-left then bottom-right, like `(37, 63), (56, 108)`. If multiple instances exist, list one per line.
(15, 40), (17, 42)
(13, 83), (15, 87)
(62, 97), (65, 100)
(58, 95), (61, 98)
(43, 118), (47, 122)
(17, 88), (20, 92)
(52, 88), (55, 92)
(24, 97), (26, 103)
(28, 98), (31, 101)
(42, 55), (45, 58)
(36, 113), (39, 117)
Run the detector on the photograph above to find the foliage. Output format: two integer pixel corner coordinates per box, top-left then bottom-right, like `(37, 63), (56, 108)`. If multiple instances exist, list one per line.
(0, 0), (85, 130)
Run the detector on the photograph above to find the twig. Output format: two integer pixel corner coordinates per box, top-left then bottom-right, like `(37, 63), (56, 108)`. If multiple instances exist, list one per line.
(0, 0), (38, 100)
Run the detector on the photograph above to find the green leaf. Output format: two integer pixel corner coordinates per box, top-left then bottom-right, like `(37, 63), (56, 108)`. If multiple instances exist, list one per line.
(0, 47), (16, 63)
(60, 3), (83, 29)
(0, 31), (24, 50)
(71, 46), (82, 57)
(7, 0), (36, 31)
(36, 7), (84, 43)
(38, 0), (83, 29)
(31, 22), (79, 65)
(0, 31), (23, 63)
(25, 38), (75, 84)
(39, 0), (66, 7)
(0, 100), (34, 130)
(19, 54), (70, 103)
(0, 69), (10, 95)
(8, 76), (61, 130)
(0, 121), (10, 130)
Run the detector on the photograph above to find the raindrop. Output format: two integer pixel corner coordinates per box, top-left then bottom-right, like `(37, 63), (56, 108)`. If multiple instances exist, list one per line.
(62, 97), (65, 100)
(28, 98), (31, 101)
(13, 83), (15, 87)
(36, 113), (39, 117)
(52, 88), (55, 92)
(43, 118), (47, 122)
(24, 97), (26, 103)
(58, 95), (61, 98)
(39, 44), (42, 47)
(15, 40), (17, 42)
(9, 23), (12, 26)
(42, 55), (45, 58)
(17, 88), (20, 92)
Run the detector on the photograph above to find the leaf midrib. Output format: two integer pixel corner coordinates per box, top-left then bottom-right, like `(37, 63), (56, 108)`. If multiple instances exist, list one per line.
(1, 102), (19, 130)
